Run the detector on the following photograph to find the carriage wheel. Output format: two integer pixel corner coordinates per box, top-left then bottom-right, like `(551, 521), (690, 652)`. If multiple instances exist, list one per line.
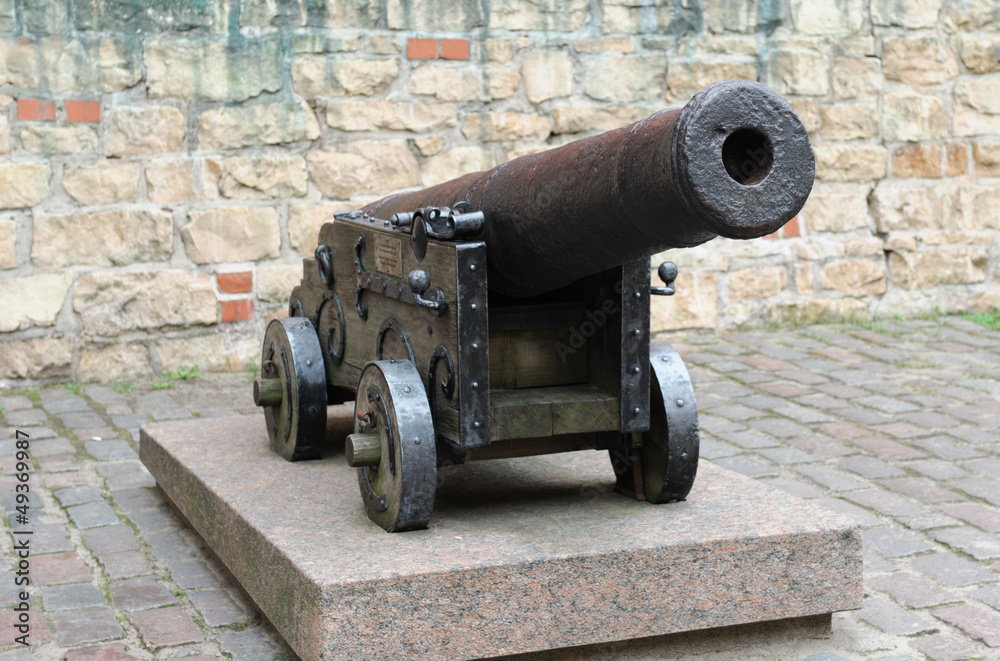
(640, 343), (700, 503)
(255, 317), (328, 461)
(348, 360), (437, 532)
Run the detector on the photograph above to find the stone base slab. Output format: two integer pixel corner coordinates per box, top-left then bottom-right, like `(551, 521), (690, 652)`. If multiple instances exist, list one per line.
(140, 415), (862, 661)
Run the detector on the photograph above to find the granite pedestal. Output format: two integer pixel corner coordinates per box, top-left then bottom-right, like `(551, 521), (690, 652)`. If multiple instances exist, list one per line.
(140, 415), (862, 661)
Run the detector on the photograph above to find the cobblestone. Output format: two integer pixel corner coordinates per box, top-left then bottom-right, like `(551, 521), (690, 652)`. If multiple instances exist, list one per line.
(108, 576), (176, 611)
(128, 607), (203, 647)
(33, 553), (92, 586)
(2, 321), (998, 659)
(41, 583), (107, 611)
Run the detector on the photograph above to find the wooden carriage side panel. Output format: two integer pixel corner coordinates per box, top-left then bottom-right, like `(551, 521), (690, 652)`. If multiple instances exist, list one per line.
(312, 218), (490, 450)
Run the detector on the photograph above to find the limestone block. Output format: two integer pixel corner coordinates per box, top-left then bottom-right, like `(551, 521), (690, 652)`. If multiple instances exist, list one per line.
(79, 344), (151, 382)
(369, 35), (399, 55)
(650, 271), (717, 331)
(106, 107), (184, 156)
(890, 251), (988, 289)
(832, 58), (882, 100)
(74, 270), (216, 336)
(821, 259), (887, 295)
(790, 0), (863, 34)
(32, 209), (173, 268)
(182, 208), (280, 264)
(19, 125), (98, 155)
(917, 230), (993, 246)
(385, 0), (482, 30)
(702, 0), (766, 33)
(766, 298), (868, 325)
(801, 185), (869, 233)
(764, 49), (829, 96)
(288, 202), (356, 256)
(602, 6), (637, 33)
(325, 102), (457, 132)
(62, 161), (141, 205)
(872, 0), (942, 28)
(0, 217), (14, 269)
(573, 37), (634, 54)
(787, 99), (820, 133)
(489, 70), (521, 99)
(258, 264), (303, 303)
(585, 55), (666, 103)
(292, 57), (398, 96)
(973, 139), (1000, 176)
(157, 332), (258, 373)
(522, 50), (573, 104)
(958, 185), (1000, 230)
(462, 113), (551, 142)
(961, 35), (1000, 74)
(145, 36), (282, 102)
(221, 156), (308, 199)
(871, 182), (947, 232)
(488, 0), (589, 30)
(307, 141), (418, 199)
(883, 37), (959, 86)
(843, 235), (883, 256)
(883, 92), (947, 142)
(885, 234), (918, 252)
(199, 100), (320, 150)
(3, 36), (142, 94)
(407, 66), (487, 102)
(422, 146), (496, 188)
(945, 0), (1000, 29)
(0, 163), (51, 209)
(552, 106), (647, 134)
(200, 159), (223, 201)
(955, 75), (1000, 115)
(819, 103), (878, 140)
(414, 135), (444, 156)
(0, 338), (73, 380)
(666, 60), (758, 102)
(0, 273), (73, 332)
(970, 291), (1000, 313)
(485, 39), (513, 63)
(954, 103), (1000, 137)
(0, 114), (9, 155)
(815, 145), (887, 182)
(795, 264), (814, 294)
(893, 144), (966, 178)
(334, 59), (400, 96)
(689, 36), (759, 57)
(728, 266), (787, 300)
(0, 0), (13, 31)
(146, 159), (197, 205)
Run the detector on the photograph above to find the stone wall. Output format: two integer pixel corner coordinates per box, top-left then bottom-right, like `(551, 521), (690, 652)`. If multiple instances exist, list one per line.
(1, 0), (998, 381)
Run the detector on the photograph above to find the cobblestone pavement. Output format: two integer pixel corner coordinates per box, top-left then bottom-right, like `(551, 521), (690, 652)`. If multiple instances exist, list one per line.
(1, 317), (999, 661)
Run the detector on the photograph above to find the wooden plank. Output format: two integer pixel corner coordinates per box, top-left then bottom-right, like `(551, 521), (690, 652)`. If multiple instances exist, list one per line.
(488, 327), (587, 389)
(467, 433), (600, 461)
(547, 385), (619, 435)
(489, 389), (553, 442)
(488, 385), (620, 442)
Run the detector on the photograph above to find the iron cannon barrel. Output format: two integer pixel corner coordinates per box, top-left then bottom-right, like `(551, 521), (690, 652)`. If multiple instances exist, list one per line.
(362, 80), (815, 297)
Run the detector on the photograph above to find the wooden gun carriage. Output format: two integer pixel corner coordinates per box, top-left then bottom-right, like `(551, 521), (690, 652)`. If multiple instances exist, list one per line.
(253, 81), (815, 532)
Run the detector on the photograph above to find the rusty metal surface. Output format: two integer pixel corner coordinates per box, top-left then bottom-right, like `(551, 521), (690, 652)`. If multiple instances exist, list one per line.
(362, 80), (814, 296)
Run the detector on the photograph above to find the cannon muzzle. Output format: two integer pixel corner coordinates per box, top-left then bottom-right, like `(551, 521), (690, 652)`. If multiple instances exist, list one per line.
(362, 80), (815, 297)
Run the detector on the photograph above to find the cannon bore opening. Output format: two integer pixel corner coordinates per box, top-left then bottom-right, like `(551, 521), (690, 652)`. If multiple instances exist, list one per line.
(721, 128), (773, 186)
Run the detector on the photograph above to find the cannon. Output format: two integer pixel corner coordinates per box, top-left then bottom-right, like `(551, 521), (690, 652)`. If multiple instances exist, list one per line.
(253, 80), (815, 532)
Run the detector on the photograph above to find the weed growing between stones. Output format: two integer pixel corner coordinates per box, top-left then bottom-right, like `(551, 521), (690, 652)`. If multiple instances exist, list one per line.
(963, 307), (1000, 331)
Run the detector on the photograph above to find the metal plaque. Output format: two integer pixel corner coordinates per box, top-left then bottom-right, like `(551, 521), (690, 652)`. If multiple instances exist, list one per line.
(374, 235), (403, 277)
